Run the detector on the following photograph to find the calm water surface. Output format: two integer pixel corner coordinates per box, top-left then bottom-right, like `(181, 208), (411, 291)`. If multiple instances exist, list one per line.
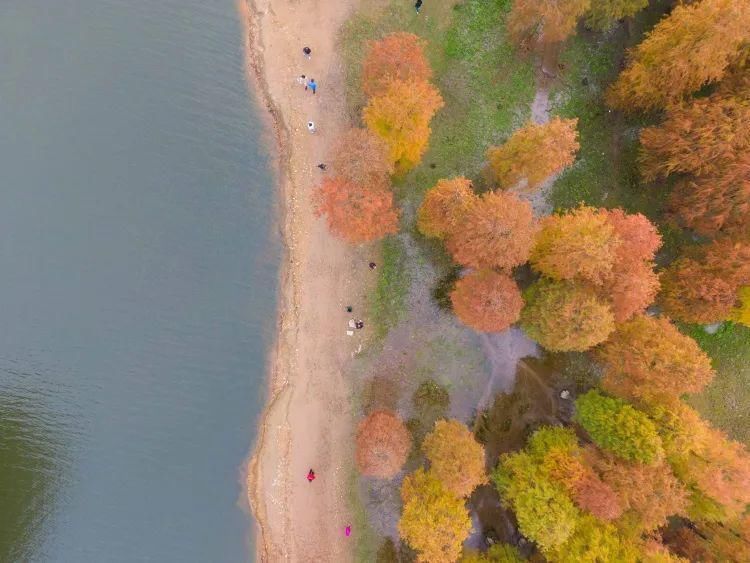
(0, 1), (278, 561)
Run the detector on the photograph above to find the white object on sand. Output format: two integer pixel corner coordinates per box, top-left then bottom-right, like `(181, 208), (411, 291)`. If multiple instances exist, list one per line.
(346, 330), (354, 337)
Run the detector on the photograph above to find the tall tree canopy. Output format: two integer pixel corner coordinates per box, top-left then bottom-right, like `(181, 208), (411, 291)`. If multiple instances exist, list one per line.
(486, 117), (579, 190)
(446, 191), (536, 271)
(356, 410), (412, 478)
(422, 419), (487, 497)
(416, 177), (476, 239)
(521, 279), (615, 352)
(361, 32), (432, 97)
(639, 92), (750, 182)
(607, 0), (750, 111)
(450, 270), (523, 333)
(313, 176), (399, 243)
(508, 0), (591, 46)
(575, 391), (663, 464)
(598, 315), (715, 403)
(530, 205), (619, 285)
(399, 468), (471, 563)
(363, 79), (444, 173)
(670, 155), (750, 237)
(604, 208), (661, 264)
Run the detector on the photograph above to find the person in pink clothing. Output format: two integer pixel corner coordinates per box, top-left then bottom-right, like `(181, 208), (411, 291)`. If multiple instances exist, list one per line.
(345, 525), (351, 537)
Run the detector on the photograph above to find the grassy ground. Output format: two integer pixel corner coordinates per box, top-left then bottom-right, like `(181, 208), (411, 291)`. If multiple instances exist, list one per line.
(684, 323), (750, 446)
(370, 236), (410, 340)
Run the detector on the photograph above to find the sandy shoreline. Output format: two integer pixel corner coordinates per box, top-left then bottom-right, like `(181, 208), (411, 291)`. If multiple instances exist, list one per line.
(239, 0), (362, 560)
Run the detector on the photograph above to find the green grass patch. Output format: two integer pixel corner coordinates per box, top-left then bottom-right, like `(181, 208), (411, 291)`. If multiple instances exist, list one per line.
(370, 236), (410, 339)
(348, 467), (379, 562)
(682, 323), (750, 446)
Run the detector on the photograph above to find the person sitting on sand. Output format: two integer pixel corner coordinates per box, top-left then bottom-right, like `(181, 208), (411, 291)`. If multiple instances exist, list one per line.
(307, 469), (316, 482)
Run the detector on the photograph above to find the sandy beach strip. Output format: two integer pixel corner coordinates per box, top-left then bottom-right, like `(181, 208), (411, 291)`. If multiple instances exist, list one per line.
(239, 0), (364, 561)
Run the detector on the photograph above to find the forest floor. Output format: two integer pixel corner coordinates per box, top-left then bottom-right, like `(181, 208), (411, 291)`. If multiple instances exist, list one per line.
(337, 0), (750, 559)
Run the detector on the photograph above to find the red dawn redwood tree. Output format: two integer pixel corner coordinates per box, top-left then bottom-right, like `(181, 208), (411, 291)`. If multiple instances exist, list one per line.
(361, 32), (432, 98)
(416, 177), (476, 239)
(450, 270), (523, 333)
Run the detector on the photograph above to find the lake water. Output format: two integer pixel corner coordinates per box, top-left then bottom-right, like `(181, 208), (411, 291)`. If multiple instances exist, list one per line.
(0, 1), (278, 561)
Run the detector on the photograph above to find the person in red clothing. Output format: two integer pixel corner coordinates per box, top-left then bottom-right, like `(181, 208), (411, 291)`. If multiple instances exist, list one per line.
(307, 469), (316, 482)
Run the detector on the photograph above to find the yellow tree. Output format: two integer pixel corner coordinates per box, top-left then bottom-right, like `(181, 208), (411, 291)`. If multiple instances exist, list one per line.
(399, 468), (472, 562)
(362, 32), (432, 97)
(521, 279), (615, 352)
(363, 79), (444, 173)
(446, 191), (536, 271)
(487, 118), (579, 190)
(607, 0), (750, 111)
(417, 177), (476, 239)
(530, 205), (619, 285)
(508, 0), (592, 46)
(422, 419), (487, 497)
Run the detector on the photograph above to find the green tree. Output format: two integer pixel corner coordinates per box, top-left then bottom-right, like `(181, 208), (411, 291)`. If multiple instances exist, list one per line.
(460, 544), (524, 562)
(574, 391), (663, 464)
(551, 515), (639, 562)
(494, 451), (580, 552)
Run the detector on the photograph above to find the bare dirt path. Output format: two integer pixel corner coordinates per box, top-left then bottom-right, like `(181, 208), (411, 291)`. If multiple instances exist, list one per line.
(241, 0), (366, 561)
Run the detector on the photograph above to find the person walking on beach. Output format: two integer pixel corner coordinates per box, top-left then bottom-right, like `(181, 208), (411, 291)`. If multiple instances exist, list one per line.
(297, 74), (306, 88)
(317, 163), (327, 171)
(307, 469), (316, 482)
(303, 46), (312, 59)
(306, 78), (317, 94)
(307, 121), (316, 133)
(345, 525), (352, 537)
(415, 0), (423, 13)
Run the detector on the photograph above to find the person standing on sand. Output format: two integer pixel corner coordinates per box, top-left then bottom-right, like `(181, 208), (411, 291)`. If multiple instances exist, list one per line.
(345, 525), (351, 537)
(307, 121), (316, 133)
(306, 78), (317, 94)
(415, 0), (423, 14)
(303, 46), (312, 59)
(307, 469), (316, 482)
(297, 74), (306, 88)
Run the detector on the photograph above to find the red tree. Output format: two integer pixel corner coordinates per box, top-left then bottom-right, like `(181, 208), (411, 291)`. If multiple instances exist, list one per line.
(313, 176), (399, 243)
(356, 410), (412, 478)
(572, 472), (624, 521)
(450, 270), (523, 333)
(604, 208), (661, 264)
(606, 261), (660, 323)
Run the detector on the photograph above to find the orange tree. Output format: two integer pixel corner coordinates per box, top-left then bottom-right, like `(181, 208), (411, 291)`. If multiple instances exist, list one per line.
(329, 128), (394, 187)
(363, 78), (444, 173)
(486, 117), (579, 190)
(416, 177), (476, 239)
(446, 191), (536, 271)
(313, 176), (399, 243)
(606, 261), (659, 323)
(604, 208), (661, 264)
(450, 270), (523, 333)
(355, 410), (412, 478)
(530, 205), (619, 285)
(521, 279), (614, 352)
(508, 0), (591, 46)
(659, 257), (738, 324)
(598, 315), (715, 404)
(571, 472), (623, 521)
(639, 92), (750, 182)
(422, 419), (487, 497)
(607, 0), (750, 111)
(670, 155), (750, 237)
(361, 32), (432, 98)
(399, 468), (471, 562)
